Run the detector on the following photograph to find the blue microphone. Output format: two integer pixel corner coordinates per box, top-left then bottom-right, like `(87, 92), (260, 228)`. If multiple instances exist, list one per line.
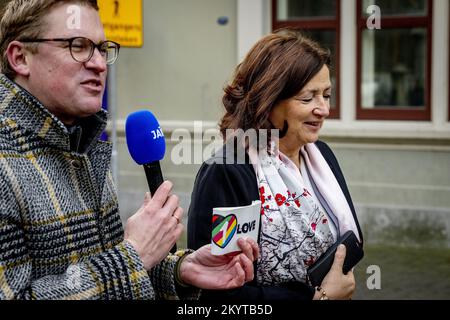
(125, 110), (166, 196)
(126, 110), (177, 253)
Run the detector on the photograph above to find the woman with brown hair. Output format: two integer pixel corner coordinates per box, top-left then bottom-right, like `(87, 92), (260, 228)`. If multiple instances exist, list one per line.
(188, 29), (363, 300)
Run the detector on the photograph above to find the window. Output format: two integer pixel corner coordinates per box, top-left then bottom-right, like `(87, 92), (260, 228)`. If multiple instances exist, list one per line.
(357, 0), (432, 120)
(272, 0), (341, 119)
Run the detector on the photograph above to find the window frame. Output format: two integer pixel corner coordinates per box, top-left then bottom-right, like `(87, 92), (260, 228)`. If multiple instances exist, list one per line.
(272, 0), (341, 119)
(356, 0), (433, 121)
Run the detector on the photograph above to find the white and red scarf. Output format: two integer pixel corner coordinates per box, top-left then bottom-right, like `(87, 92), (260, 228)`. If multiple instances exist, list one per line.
(249, 143), (360, 286)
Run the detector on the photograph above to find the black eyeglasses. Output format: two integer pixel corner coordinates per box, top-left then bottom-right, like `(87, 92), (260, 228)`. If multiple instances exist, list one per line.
(20, 37), (121, 65)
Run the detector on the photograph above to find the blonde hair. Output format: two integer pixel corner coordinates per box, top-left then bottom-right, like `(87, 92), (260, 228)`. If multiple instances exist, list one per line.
(0, 0), (99, 79)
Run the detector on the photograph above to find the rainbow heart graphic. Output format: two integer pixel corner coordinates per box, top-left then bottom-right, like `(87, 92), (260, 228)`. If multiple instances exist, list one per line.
(212, 214), (237, 248)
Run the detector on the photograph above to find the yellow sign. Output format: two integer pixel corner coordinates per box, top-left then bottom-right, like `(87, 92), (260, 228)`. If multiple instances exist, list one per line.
(98, 0), (143, 48)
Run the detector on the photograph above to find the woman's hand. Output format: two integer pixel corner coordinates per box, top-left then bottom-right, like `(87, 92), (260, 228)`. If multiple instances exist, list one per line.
(314, 244), (356, 300)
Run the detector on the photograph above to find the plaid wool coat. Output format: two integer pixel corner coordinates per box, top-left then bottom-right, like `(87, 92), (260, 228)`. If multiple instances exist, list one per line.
(0, 74), (195, 300)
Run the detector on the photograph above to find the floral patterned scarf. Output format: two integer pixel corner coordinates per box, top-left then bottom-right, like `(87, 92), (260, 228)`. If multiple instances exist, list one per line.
(249, 146), (335, 286)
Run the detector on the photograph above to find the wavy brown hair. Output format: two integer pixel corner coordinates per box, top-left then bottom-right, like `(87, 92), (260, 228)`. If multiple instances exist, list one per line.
(220, 29), (331, 140)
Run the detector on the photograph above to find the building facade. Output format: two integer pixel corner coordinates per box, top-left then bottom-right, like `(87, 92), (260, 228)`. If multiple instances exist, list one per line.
(114, 0), (450, 248)
(1, 0), (448, 247)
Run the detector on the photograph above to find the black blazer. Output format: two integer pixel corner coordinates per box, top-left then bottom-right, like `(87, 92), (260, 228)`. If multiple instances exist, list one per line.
(187, 140), (363, 301)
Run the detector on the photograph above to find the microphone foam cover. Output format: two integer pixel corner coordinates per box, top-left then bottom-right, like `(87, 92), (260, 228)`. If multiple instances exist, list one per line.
(125, 110), (166, 165)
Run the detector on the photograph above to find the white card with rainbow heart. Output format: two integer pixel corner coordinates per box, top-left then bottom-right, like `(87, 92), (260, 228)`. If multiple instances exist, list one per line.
(211, 201), (261, 255)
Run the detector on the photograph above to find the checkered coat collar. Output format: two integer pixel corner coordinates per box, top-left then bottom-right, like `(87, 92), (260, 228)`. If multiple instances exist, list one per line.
(0, 74), (107, 153)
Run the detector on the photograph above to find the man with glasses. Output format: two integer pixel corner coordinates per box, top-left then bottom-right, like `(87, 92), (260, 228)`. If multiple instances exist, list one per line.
(19, 37), (121, 66)
(0, 0), (258, 300)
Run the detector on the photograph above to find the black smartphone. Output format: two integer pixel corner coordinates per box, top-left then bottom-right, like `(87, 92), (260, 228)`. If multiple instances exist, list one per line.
(307, 230), (364, 287)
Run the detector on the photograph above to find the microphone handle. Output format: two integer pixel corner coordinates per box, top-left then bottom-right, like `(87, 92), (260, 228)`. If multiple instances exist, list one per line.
(143, 161), (177, 254)
(143, 161), (164, 196)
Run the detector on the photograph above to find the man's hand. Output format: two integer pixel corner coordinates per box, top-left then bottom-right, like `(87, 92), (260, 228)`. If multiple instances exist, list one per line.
(179, 238), (259, 290)
(124, 181), (184, 270)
